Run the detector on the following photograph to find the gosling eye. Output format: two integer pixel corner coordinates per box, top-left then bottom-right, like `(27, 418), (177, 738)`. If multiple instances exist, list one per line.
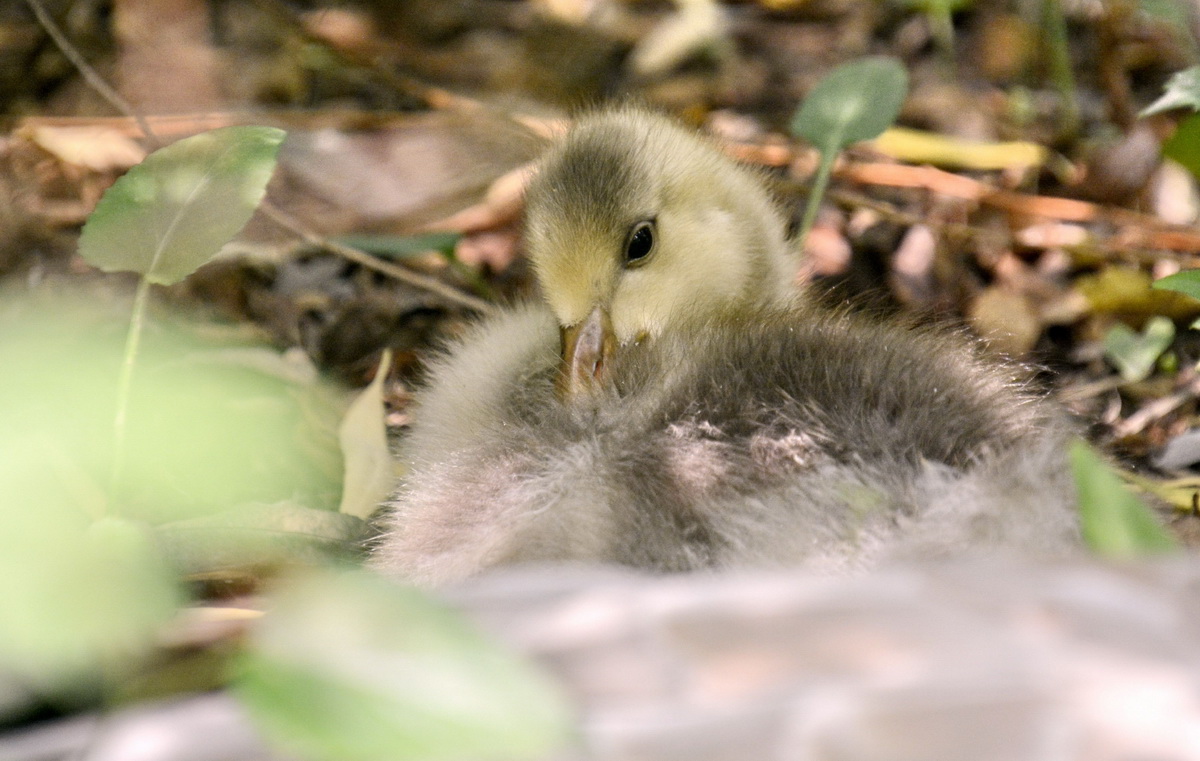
(623, 220), (656, 267)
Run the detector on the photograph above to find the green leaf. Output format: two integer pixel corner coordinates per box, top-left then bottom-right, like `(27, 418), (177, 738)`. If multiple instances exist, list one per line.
(79, 126), (286, 285)
(1140, 65), (1200, 116)
(338, 350), (397, 519)
(1070, 440), (1178, 557)
(1153, 267), (1200, 301)
(335, 233), (462, 260)
(0, 289), (342, 526)
(1163, 113), (1200, 180)
(235, 569), (573, 761)
(1102, 316), (1175, 382)
(1139, 0), (1198, 54)
(790, 57), (909, 150)
(0, 493), (182, 689)
(156, 502), (368, 575)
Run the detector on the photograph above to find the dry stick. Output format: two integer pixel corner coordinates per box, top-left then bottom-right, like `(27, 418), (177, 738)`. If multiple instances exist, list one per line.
(257, 201), (495, 314)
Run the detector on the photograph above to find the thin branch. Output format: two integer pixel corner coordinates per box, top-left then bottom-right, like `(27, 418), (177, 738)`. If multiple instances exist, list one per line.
(258, 201), (495, 314)
(23, 0), (161, 148)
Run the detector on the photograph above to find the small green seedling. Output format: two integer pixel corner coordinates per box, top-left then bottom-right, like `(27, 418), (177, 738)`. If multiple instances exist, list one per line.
(893, 0), (973, 58)
(1153, 268), (1200, 301)
(1141, 65), (1200, 180)
(790, 57), (908, 252)
(1103, 316), (1175, 383)
(78, 125), (286, 499)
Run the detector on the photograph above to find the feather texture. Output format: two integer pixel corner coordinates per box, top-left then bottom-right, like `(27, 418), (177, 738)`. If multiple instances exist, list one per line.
(372, 108), (1079, 585)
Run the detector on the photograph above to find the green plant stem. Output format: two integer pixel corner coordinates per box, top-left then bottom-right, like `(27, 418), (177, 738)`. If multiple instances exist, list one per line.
(1042, 0), (1080, 138)
(109, 277), (152, 505)
(794, 138), (840, 255)
(930, 7), (955, 60)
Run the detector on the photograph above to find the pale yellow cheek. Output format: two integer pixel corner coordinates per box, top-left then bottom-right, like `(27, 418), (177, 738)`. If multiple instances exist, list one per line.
(611, 209), (752, 341)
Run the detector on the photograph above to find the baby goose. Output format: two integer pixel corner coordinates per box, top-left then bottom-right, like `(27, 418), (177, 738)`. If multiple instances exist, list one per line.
(372, 107), (1079, 586)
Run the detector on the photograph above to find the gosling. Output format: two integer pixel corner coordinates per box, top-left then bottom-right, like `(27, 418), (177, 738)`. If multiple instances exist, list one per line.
(372, 106), (1079, 586)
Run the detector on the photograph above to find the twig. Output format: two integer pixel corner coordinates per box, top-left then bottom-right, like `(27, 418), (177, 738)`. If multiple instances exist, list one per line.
(258, 200), (495, 314)
(22, 0), (161, 149)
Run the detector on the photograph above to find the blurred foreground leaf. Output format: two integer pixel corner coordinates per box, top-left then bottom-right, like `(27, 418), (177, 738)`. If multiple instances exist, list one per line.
(1070, 441), (1178, 557)
(338, 351), (397, 519)
(157, 502), (368, 576)
(0, 493), (181, 696)
(0, 288), (343, 526)
(79, 126), (286, 284)
(235, 569), (574, 761)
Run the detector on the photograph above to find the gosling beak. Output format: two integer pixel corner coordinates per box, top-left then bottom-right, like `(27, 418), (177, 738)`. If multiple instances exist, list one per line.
(558, 306), (616, 399)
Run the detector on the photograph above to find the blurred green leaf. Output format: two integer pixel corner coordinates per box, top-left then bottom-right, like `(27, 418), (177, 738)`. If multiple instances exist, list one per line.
(79, 126), (286, 285)
(338, 351), (397, 520)
(1139, 0), (1198, 54)
(1103, 316), (1175, 382)
(335, 233), (462, 260)
(1070, 440), (1178, 557)
(0, 289), (343, 525)
(1153, 267), (1200, 301)
(156, 502), (369, 575)
(235, 569), (573, 761)
(790, 57), (909, 150)
(1163, 113), (1200, 180)
(0, 497), (182, 690)
(1140, 65), (1200, 117)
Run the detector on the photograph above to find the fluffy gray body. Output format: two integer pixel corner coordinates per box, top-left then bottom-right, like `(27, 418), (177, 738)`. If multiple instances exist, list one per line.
(372, 108), (1079, 586)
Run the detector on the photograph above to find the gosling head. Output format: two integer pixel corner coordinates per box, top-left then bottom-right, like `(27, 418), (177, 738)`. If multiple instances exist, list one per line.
(523, 107), (797, 398)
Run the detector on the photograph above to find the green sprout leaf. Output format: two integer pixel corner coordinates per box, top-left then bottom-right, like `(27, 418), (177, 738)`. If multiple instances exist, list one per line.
(1163, 113), (1200, 181)
(1070, 440), (1178, 557)
(790, 56), (909, 151)
(1153, 267), (1200, 301)
(1140, 65), (1200, 117)
(235, 569), (573, 761)
(79, 125), (286, 285)
(790, 56), (909, 254)
(1103, 316), (1175, 382)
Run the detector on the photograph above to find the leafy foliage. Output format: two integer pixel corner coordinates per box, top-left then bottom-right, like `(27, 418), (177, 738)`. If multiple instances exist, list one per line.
(235, 569), (574, 761)
(2, 123), (573, 761)
(1153, 268), (1200, 301)
(1070, 441), (1178, 557)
